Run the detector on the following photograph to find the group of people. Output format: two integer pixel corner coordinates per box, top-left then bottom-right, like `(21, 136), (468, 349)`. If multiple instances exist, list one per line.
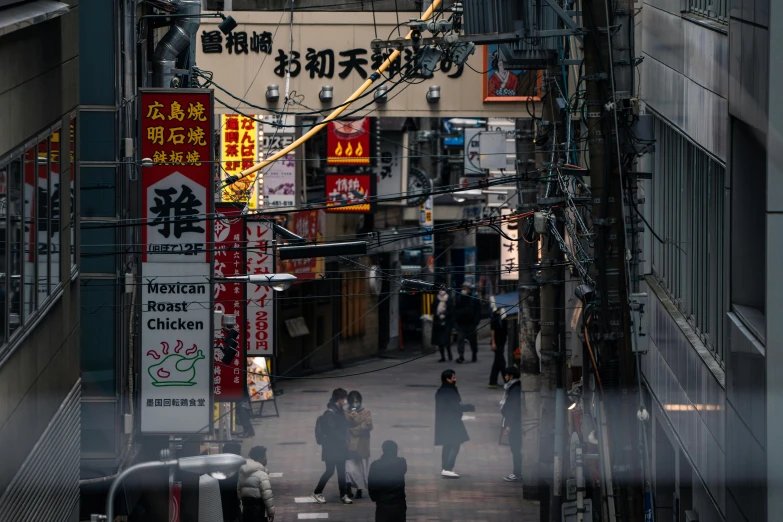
(311, 388), (408, 522)
(434, 367), (523, 482)
(432, 281), (511, 388)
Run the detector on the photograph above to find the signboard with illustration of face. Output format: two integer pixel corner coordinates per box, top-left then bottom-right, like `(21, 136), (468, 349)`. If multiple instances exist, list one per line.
(327, 118), (371, 165)
(483, 44), (541, 102)
(325, 173), (372, 213)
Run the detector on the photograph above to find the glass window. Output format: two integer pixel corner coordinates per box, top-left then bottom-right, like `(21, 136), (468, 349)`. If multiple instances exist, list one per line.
(70, 115), (76, 271)
(35, 137), (49, 306)
(80, 402), (116, 455)
(80, 226), (116, 274)
(23, 145), (37, 320)
(0, 161), (7, 345)
(81, 278), (116, 395)
(8, 156), (23, 336)
(80, 167), (116, 217)
(49, 129), (60, 292)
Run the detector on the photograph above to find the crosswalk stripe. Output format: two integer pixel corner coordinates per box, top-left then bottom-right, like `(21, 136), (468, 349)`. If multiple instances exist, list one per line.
(269, 472), (283, 478)
(294, 497), (317, 503)
(298, 513), (328, 519)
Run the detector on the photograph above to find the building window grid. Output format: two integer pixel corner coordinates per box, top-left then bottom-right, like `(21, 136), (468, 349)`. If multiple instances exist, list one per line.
(689, 0), (728, 23)
(0, 124), (64, 355)
(649, 118), (725, 362)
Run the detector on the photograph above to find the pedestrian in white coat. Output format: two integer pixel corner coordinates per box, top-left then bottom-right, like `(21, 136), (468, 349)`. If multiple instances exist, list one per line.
(238, 446), (275, 522)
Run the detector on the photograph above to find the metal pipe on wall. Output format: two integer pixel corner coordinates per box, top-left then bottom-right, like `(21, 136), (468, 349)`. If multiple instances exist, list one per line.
(152, 0), (201, 88)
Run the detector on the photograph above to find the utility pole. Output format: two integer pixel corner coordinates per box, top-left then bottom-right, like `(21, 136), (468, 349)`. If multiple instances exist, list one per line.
(537, 67), (567, 522)
(582, 0), (642, 519)
(515, 118), (540, 501)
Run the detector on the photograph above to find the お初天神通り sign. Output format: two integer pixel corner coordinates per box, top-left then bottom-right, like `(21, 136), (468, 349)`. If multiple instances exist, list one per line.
(139, 89), (214, 434)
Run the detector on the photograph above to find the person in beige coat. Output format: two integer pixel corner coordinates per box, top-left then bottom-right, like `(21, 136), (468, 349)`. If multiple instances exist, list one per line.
(238, 446), (275, 522)
(345, 390), (373, 499)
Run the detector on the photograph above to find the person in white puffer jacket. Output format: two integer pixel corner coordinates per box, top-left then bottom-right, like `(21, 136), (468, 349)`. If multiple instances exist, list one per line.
(238, 446), (275, 522)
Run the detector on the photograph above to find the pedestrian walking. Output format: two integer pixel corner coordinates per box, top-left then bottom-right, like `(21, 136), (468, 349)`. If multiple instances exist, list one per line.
(368, 440), (408, 522)
(219, 442), (243, 522)
(345, 390), (373, 499)
(454, 281), (481, 363)
(434, 369), (475, 478)
(238, 446), (275, 522)
(312, 388), (353, 504)
(488, 307), (508, 388)
(500, 367), (523, 482)
(431, 289), (454, 362)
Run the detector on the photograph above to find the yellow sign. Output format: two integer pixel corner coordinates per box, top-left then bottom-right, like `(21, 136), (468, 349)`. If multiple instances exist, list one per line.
(221, 114), (259, 208)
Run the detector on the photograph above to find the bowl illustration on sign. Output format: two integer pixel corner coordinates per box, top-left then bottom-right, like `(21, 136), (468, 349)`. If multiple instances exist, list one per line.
(147, 340), (205, 387)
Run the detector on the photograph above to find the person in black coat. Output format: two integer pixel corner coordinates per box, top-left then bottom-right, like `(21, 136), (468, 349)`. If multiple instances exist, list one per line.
(500, 367), (523, 482)
(489, 307), (509, 387)
(312, 389), (353, 504)
(368, 440), (408, 522)
(453, 281), (481, 363)
(434, 369), (475, 478)
(219, 442), (243, 522)
(431, 289), (454, 361)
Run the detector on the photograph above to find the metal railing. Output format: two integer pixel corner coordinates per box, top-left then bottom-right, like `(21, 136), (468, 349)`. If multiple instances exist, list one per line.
(689, 0), (728, 23)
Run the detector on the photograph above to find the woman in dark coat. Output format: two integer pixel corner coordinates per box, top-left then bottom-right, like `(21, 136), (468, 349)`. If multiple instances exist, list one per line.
(431, 290), (454, 361)
(434, 369), (475, 478)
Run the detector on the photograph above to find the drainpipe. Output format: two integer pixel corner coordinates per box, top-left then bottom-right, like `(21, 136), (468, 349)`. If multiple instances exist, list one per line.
(152, 0), (201, 88)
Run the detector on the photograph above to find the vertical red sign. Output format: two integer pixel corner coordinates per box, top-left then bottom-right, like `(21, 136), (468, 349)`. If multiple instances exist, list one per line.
(213, 203), (247, 401)
(327, 118), (371, 164)
(139, 89), (213, 263)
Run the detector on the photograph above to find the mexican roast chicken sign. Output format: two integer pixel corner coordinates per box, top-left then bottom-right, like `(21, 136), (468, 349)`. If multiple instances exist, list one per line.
(139, 89), (214, 434)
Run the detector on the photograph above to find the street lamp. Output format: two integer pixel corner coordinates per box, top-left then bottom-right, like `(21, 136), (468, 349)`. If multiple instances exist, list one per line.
(217, 273), (298, 292)
(92, 453), (246, 522)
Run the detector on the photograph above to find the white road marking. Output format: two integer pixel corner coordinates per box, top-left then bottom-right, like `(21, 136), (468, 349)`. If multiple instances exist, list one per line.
(298, 514), (328, 519)
(269, 472), (283, 478)
(294, 497), (317, 503)
(462, 415), (476, 420)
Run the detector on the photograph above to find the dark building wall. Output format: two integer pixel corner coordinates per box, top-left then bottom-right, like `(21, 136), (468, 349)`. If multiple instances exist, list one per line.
(0, 3), (81, 519)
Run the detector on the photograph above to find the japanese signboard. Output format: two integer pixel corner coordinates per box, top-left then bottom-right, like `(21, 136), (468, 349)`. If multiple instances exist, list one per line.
(141, 262), (212, 434)
(261, 117), (296, 208)
(220, 114), (259, 208)
(140, 89), (213, 263)
(325, 174), (372, 213)
(486, 118), (517, 177)
(246, 219), (275, 356)
(419, 195), (434, 272)
(278, 210), (325, 279)
(213, 203), (247, 401)
(464, 128), (483, 175)
(327, 118), (371, 165)
(375, 132), (403, 198)
(500, 208), (519, 280)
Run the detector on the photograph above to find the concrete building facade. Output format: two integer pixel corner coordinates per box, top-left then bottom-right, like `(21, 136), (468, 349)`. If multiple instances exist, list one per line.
(0, 1), (81, 520)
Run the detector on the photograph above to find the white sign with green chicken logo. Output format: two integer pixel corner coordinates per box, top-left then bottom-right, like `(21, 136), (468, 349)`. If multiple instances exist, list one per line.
(141, 262), (212, 433)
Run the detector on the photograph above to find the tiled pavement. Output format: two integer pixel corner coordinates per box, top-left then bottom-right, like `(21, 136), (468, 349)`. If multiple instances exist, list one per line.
(239, 342), (540, 521)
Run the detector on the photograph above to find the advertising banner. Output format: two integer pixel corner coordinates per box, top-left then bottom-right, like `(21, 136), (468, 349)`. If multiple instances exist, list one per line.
(141, 90), (213, 263)
(261, 117), (296, 208)
(325, 173), (372, 213)
(141, 262), (212, 433)
(221, 114), (260, 209)
(248, 357), (274, 403)
(140, 88), (214, 434)
(419, 195), (434, 272)
(375, 132), (403, 198)
(500, 208), (519, 280)
(327, 118), (371, 165)
(278, 210), (325, 279)
(246, 219), (275, 356)
(213, 203), (247, 401)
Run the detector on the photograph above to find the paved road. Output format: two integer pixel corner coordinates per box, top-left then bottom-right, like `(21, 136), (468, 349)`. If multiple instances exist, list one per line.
(239, 343), (540, 521)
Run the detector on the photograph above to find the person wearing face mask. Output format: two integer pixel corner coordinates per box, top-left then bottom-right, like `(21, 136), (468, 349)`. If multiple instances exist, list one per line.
(344, 390), (373, 500)
(312, 388), (353, 504)
(431, 289), (454, 362)
(453, 281), (481, 363)
(434, 369), (475, 478)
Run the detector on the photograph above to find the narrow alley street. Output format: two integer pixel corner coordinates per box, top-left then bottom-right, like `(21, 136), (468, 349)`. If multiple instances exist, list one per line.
(241, 341), (539, 521)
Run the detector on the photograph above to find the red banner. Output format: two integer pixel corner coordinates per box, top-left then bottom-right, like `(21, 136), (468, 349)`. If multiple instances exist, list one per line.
(213, 203), (247, 401)
(327, 118), (371, 164)
(325, 173), (372, 213)
(140, 89), (213, 263)
(278, 210), (325, 278)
